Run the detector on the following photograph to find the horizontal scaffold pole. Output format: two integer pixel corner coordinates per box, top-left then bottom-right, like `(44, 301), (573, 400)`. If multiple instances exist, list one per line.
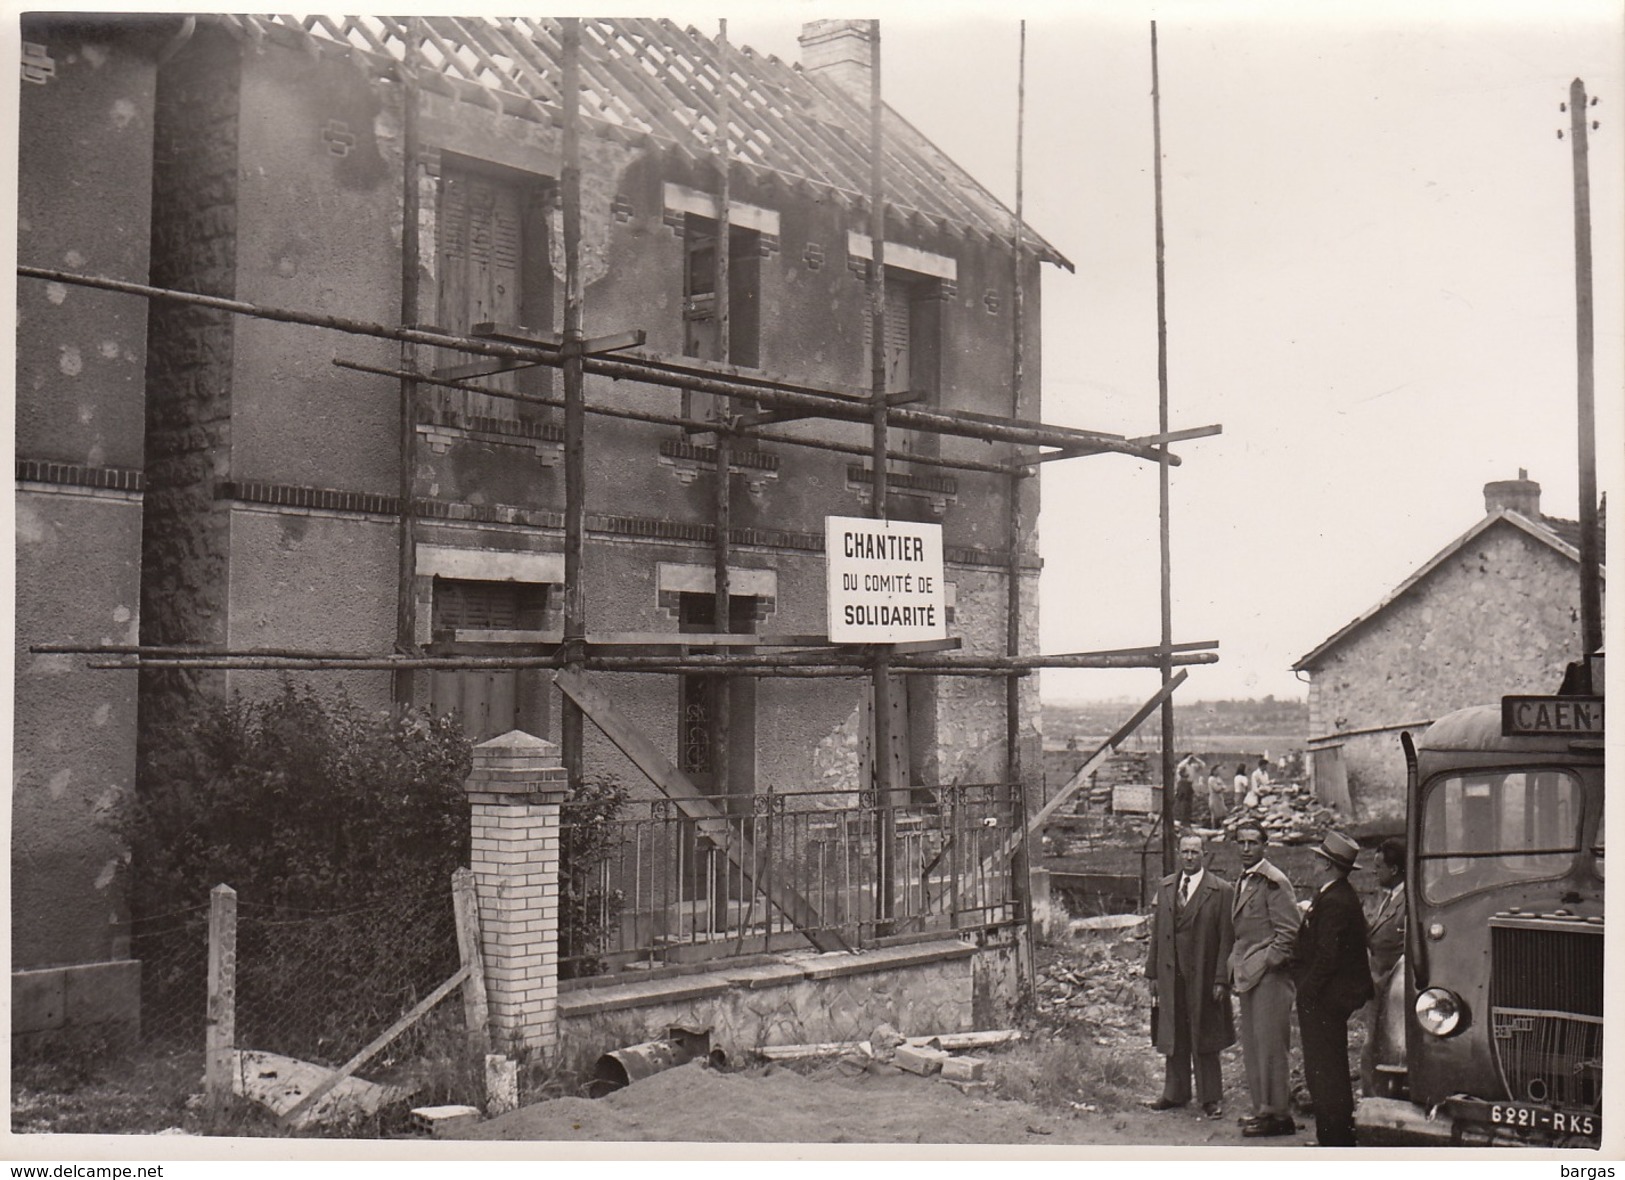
(20, 266), (1182, 465)
(77, 651), (1219, 673)
(333, 358), (1023, 477)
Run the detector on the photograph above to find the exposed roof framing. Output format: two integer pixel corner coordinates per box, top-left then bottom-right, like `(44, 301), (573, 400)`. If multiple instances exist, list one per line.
(213, 15), (1071, 269)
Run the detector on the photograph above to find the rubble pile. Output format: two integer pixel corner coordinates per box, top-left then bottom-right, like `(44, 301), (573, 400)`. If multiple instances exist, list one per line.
(1219, 779), (1345, 845)
(1032, 927), (1152, 1043)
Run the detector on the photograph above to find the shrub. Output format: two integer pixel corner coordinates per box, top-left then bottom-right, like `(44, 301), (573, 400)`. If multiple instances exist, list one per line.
(558, 774), (630, 979)
(124, 683), (474, 1060)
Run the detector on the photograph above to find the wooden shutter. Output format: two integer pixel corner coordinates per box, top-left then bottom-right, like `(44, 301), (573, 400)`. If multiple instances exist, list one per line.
(437, 166), (524, 421)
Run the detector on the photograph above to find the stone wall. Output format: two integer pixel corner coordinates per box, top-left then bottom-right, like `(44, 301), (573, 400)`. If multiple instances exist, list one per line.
(136, 25), (242, 782)
(555, 938), (1017, 1078)
(1304, 519), (1590, 816)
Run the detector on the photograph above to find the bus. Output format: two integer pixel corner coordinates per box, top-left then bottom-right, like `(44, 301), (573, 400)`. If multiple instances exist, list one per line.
(1357, 654), (1604, 1146)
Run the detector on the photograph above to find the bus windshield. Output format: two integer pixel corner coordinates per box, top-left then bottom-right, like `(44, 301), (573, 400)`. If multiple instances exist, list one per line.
(1419, 769), (1583, 903)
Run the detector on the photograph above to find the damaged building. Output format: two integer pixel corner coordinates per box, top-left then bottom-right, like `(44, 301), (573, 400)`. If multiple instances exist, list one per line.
(15, 16), (1203, 1047)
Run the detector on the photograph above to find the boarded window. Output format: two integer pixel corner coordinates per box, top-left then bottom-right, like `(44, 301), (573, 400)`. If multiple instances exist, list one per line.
(431, 578), (548, 633)
(429, 578), (549, 743)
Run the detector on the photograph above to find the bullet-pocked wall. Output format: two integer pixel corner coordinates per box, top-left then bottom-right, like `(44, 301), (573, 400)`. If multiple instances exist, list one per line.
(14, 17), (157, 986)
(13, 19), (1055, 986)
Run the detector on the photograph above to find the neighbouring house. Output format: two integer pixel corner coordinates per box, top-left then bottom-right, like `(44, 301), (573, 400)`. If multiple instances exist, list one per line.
(14, 17), (1071, 1047)
(1292, 471), (1605, 824)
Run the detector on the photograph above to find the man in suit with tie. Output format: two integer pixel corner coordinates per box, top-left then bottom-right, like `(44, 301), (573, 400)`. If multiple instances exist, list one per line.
(1144, 832), (1236, 1117)
(1360, 837), (1407, 1095)
(1229, 821), (1301, 1137)
(1293, 830), (1375, 1146)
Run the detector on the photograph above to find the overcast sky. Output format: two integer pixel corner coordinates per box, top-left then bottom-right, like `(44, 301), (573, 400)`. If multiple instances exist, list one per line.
(4, 1), (1617, 706)
(725, 0), (1624, 705)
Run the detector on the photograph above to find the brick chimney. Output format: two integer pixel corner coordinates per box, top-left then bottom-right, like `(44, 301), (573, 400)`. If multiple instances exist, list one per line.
(798, 20), (873, 97)
(1484, 468), (1542, 519)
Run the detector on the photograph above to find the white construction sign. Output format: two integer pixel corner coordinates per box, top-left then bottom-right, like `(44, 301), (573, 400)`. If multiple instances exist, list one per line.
(826, 515), (947, 643)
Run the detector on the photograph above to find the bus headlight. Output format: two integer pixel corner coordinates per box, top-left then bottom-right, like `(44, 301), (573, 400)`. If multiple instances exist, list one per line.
(1416, 987), (1466, 1037)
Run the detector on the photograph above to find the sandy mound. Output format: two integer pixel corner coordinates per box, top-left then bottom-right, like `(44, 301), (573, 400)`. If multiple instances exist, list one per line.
(467, 1059), (1090, 1144)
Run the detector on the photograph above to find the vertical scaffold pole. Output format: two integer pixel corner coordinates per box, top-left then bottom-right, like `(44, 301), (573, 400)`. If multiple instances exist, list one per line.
(868, 19), (898, 934)
(1007, 19), (1033, 966)
(1151, 22), (1178, 874)
(393, 17), (422, 706)
(711, 19), (735, 927)
(561, 18), (587, 788)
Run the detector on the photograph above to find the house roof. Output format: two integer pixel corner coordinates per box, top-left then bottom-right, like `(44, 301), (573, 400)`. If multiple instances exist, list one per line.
(1292, 508), (1606, 672)
(216, 16), (1072, 271)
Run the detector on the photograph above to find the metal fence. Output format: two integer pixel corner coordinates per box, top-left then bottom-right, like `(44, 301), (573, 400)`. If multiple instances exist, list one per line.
(559, 783), (1020, 974)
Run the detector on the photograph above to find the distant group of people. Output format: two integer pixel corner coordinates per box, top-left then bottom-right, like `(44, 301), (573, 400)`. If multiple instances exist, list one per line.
(1143, 821), (1408, 1147)
(1173, 754), (1273, 827)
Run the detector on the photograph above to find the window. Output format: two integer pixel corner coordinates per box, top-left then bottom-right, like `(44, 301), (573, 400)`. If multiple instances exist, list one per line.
(682, 215), (761, 420)
(435, 160), (554, 425)
(1419, 769), (1583, 903)
(431, 578), (548, 633)
(428, 578), (549, 742)
(860, 268), (942, 460)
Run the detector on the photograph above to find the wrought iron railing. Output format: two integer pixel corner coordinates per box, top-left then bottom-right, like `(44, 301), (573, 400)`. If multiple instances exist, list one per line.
(558, 783), (1020, 974)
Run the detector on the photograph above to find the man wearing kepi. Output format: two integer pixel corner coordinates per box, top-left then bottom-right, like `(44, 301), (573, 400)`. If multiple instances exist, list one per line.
(1144, 833), (1235, 1118)
(1293, 831), (1374, 1146)
(1229, 821), (1301, 1138)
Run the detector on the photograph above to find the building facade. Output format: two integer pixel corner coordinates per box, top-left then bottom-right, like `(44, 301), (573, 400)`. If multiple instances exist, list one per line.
(1293, 473), (1604, 824)
(14, 17), (1064, 1031)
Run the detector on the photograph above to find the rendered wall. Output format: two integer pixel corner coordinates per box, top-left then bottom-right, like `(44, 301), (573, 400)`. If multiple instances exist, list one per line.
(13, 17), (155, 982)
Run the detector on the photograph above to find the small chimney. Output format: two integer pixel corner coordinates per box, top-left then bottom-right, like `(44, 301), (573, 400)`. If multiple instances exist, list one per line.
(798, 20), (873, 97)
(1484, 468), (1542, 519)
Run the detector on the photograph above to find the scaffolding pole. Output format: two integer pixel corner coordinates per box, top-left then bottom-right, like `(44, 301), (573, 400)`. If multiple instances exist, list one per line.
(867, 19), (901, 934)
(19, 265), (1188, 464)
(1152, 22), (1179, 875)
(393, 17), (423, 706)
(711, 18), (734, 843)
(1007, 19), (1033, 988)
(561, 18), (587, 788)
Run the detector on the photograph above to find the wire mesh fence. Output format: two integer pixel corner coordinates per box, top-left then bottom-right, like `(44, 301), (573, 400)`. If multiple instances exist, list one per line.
(134, 880), (462, 1070)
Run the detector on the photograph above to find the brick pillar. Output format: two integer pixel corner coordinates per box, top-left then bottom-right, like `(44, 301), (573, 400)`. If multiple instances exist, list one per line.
(463, 730), (567, 1053)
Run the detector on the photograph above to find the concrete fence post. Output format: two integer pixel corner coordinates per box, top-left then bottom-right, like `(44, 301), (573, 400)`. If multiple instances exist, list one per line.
(462, 730), (568, 1054)
(205, 883), (237, 1110)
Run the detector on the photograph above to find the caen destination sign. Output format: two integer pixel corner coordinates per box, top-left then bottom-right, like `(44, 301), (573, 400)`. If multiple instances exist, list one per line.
(1501, 695), (1604, 738)
(826, 515), (947, 643)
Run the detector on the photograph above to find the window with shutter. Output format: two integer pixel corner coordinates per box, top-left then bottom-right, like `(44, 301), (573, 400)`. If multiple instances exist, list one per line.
(431, 578), (548, 633)
(435, 160), (553, 426)
(428, 577), (550, 743)
(681, 214), (762, 419)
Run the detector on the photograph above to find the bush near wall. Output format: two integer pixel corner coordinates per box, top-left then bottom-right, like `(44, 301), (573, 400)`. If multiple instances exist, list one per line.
(124, 683), (475, 1058)
(124, 684), (628, 1057)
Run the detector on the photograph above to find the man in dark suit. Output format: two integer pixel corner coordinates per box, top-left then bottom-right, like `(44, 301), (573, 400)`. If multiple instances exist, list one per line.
(1144, 832), (1236, 1116)
(1293, 830), (1375, 1146)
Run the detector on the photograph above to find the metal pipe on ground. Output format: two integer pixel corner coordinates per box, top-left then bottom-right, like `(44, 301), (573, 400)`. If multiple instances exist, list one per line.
(589, 1025), (724, 1098)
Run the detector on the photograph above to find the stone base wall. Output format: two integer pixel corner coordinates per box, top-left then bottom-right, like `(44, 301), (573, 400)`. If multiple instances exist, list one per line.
(556, 938), (1018, 1078)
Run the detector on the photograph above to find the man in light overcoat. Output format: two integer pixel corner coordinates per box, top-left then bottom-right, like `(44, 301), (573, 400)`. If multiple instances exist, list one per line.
(1145, 832), (1236, 1117)
(1228, 820), (1302, 1137)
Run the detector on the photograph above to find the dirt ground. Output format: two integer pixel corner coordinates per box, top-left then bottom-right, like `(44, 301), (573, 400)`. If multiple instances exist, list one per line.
(463, 1050), (1318, 1148)
(463, 922), (1346, 1148)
